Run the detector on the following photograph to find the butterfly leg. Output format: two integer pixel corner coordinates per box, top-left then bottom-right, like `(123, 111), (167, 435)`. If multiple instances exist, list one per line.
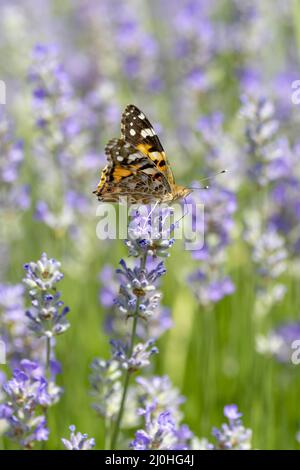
(142, 199), (160, 229)
(170, 197), (190, 233)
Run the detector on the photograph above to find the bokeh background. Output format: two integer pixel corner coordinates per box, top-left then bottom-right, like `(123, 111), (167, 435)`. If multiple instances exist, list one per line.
(1, 0), (300, 450)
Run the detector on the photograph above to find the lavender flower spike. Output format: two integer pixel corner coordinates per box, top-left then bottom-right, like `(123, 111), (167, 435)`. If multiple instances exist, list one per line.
(107, 206), (175, 449)
(90, 359), (122, 420)
(0, 359), (62, 449)
(23, 252), (64, 294)
(62, 425), (95, 450)
(23, 253), (70, 338)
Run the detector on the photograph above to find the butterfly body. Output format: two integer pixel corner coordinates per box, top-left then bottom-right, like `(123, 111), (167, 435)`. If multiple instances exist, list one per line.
(93, 105), (191, 204)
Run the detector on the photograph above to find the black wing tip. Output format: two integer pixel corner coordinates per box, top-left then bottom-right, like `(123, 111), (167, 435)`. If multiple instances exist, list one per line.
(123, 103), (142, 113)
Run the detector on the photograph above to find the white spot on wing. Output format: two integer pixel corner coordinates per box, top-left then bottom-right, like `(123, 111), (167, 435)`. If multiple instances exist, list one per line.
(130, 129), (136, 136)
(143, 167), (155, 174)
(141, 128), (155, 138)
(117, 156), (124, 162)
(138, 113), (145, 119)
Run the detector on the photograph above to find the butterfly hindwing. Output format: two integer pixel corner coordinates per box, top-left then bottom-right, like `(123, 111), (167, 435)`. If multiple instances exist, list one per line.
(94, 139), (171, 203)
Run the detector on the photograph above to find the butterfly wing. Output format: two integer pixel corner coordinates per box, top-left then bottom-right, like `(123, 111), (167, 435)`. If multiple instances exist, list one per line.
(93, 139), (172, 203)
(121, 104), (175, 186)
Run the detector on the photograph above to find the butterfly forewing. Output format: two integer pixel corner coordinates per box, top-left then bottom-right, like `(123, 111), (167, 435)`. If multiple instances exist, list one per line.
(121, 104), (175, 185)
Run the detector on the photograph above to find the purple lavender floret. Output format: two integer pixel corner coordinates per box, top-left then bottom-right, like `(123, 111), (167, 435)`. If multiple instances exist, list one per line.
(211, 405), (252, 450)
(130, 404), (193, 450)
(61, 425), (95, 450)
(126, 207), (175, 258)
(224, 404), (242, 422)
(110, 339), (158, 372)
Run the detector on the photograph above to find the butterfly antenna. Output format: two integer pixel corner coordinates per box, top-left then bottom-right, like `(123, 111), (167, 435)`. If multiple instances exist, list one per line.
(187, 169), (228, 190)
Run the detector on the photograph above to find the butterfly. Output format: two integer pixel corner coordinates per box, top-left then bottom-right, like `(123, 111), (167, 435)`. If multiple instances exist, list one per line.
(93, 104), (192, 204)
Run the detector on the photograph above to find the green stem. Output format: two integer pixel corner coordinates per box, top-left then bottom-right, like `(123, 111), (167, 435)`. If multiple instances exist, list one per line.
(293, 0), (300, 62)
(110, 253), (147, 450)
(46, 336), (51, 379)
(42, 336), (51, 450)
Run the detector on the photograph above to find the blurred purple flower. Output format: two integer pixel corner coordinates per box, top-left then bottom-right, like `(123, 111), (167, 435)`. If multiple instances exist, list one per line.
(195, 112), (242, 191)
(136, 375), (185, 424)
(62, 425), (95, 450)
(187, 186), (236, 306)
(0, 111), (30, 212)
(189, 273), (235, 305)
(0, 283), (43, 366)
(211, 405), (252, 450)
(130, 405), (193, 450)
(238, 67), (262, 96)
(90, 359), (122, 420)
(241, 95), (280, 187)
(224, 404), (242, 422)
(270, 176), (300, 255)
(28, 43), (99, 235)
(99, 265), (116, 309)
(0, 359), (62, 448)
(257, 322), (300, 363)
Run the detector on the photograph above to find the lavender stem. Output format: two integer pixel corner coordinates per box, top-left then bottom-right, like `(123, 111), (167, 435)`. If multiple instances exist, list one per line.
(110, 253), (147, 449)
(46, 336), (51, 379)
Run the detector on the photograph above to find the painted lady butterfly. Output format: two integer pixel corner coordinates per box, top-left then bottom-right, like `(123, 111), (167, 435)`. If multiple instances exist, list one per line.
(93, 104), (191, 204)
